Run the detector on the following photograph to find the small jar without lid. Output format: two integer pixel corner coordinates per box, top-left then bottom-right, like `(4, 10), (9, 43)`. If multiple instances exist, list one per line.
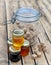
(21, 40), (30, 57)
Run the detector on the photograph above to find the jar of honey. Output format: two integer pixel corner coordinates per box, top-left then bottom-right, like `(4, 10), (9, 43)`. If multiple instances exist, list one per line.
(9, 46), (21, 62)
(21, 40), (30, 57)
(12, 29), (24, 50)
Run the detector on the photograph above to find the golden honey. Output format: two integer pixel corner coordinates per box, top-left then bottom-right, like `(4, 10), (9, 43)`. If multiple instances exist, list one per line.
(12, 30), (24, 50)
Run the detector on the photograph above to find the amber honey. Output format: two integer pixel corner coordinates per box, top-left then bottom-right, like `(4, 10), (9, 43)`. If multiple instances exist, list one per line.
(21, 46), (29, 57)
(20, 40), (30, 57)
(12, 30), (24, 50)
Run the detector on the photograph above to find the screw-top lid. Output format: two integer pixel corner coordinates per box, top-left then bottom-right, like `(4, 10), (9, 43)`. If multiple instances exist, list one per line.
(8, 38), (12, 45)
(9, 46), (21, 53)
(13, 29), (24, 36)
(23, 40), (29, 47)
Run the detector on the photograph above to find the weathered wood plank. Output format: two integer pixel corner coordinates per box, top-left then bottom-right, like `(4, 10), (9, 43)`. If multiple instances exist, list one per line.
(32, 41), (47, 65)
(37, 0), (51, 42)
(22, 53), (34, 65)
(37, 18), (51, 65)
(19, 1), (37, 65)
(5, 0), (14, 20)
(5, 0), (20, 36)
(5, 0), (21, 65)
(37, 0), (51, 24)
(48, 0), (51, 4)
(9, 60), (21, 65)
(12, 0), (18, 12)
(30, 0), (39, 10)
(40, 17), (51, 43)
(23, 0), (33, 8)
(18, 0), (35, 65)
(5, 0), (20, 37)
(19, 0), (26, 8)
(0, 25), (8, 65)
(3, 0), (51, 65)
(42, 0), (51, 12)
(0, 0), (6, 24)
(0, 0), (8, 65)
(32, 21), (48, 65)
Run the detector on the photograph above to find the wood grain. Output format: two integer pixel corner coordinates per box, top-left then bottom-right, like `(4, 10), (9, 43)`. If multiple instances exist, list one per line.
(0, 0), (51, 65)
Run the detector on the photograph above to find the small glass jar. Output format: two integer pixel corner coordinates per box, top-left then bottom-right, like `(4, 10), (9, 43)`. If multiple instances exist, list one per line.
(21, 40), (30, 57)
(12, 29), (24, 50)
(9, 46), (21, 62)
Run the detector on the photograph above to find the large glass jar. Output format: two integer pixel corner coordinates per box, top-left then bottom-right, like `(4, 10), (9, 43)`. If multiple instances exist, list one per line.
(8, 8), (41, 47)
(14, 8), (40, 45)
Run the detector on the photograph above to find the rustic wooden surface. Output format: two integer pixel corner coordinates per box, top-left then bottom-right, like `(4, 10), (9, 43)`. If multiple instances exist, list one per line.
(0, 0), (51, 65)
(0, 0), (8, 65)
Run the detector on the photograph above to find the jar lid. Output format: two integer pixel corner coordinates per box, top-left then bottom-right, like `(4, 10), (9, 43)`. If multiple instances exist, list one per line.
(13, 29), (24, 36)
(23, 40), (29, 47)
(15, 8), (41, 22)
(8, 38), (12, 45)
(9, 46), (21, 53)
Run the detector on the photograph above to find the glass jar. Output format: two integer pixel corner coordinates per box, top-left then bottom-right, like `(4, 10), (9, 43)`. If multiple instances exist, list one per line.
(21, 40), (30, 57)
(12, 29), (24, 50)
(9, 46), (21, 62)
(8, 8), (40, 49)
(12, 8), (40, 46)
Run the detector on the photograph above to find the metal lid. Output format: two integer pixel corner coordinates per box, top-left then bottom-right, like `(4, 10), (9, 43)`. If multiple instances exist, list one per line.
(8, 38), (12, 45)
(13, 29), (24, 36)
(9, 46), (21, 53)
(23, 40), (29, 47)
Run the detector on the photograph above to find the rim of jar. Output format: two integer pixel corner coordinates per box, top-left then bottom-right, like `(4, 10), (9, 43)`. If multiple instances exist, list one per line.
(8, 38), (12, 45)
(9, 46), (21, 53)
(12, 29), (24, 36)
(23, 40), (30, 47)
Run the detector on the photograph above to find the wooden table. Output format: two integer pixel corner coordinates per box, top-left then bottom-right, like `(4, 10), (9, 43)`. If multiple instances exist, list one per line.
(0, 0), (51, 65)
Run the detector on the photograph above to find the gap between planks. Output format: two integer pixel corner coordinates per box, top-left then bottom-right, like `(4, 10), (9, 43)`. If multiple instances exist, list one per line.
(42, 0), (51, 13)
(32, 21), (48, 65)
(40, 17), (51, 43)
(37, 18), (51, 65)
(4, 0), (51, 64)
(37, 0), (51, 25)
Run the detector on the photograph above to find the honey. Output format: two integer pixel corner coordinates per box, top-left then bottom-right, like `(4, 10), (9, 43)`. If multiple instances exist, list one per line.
(21, 40), (30, 57)
(12, 30), (24, 50)
(21, 46), (29, 57)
